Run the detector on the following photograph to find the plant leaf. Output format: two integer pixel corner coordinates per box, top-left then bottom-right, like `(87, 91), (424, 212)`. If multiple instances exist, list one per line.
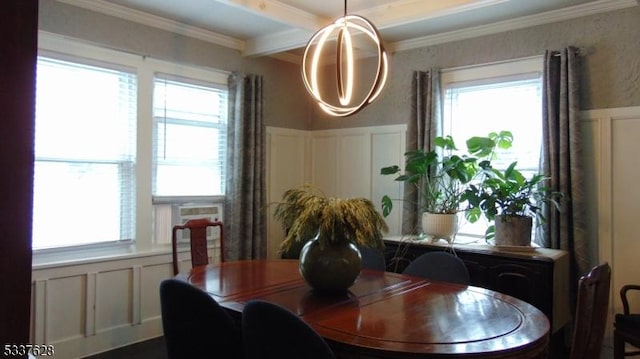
(381, 195), (393, 217)
(380, 165), (400, 175)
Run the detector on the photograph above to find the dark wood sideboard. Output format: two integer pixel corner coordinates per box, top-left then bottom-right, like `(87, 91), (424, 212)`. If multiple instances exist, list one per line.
(383, 236), (570, 335)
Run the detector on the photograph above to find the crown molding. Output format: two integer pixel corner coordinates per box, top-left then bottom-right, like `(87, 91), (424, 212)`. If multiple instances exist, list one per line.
(55, 0), (638, 58)
(392, 0), (639, 52)
(56, 0), (245, 51)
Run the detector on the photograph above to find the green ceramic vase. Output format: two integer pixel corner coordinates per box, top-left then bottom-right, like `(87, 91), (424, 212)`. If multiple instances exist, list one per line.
(299, 233), (362, 292)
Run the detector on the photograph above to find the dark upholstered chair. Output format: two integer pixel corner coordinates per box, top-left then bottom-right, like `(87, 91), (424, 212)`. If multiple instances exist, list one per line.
(159, 278), (242, 359)
(171, 218), (224, 275)
(614, 284), (640, 358)
(402, 251), (470, 285)
(569, 263), (611, 359)
(242, 299), (336, 359)
(359, 246), (386, 271)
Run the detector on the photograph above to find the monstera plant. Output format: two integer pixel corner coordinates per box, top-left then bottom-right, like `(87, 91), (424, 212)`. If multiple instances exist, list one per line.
(463, 159), (564, 245)
(380, 133), (509, 242)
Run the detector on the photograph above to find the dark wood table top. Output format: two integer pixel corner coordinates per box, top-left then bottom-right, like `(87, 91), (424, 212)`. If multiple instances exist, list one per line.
(178, 259), (550, 359)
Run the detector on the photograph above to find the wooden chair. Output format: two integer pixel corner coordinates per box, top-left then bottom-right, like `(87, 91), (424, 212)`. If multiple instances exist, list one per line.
(242, 299), (336, 359)
(569, 262), (611, 359)
(614, 284), (640, 358)
(402, 251), (470, 285)
(159, 278), (242, 359)
(171, 218), (224, 275)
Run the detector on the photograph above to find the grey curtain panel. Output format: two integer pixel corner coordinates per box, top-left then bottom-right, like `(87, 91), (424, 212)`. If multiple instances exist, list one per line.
(224, 72), (266, 260)
(402, 69), (442, 234)
(541, 47), (590, 282)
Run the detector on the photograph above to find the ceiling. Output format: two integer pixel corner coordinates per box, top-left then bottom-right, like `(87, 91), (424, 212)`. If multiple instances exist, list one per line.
(62, 0), (638, 62)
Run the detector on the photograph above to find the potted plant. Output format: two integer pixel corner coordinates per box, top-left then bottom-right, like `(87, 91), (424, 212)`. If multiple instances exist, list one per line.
(273, 185), (388, 291)
(464, 148), (564, 246)
(380, 134), (504, 242)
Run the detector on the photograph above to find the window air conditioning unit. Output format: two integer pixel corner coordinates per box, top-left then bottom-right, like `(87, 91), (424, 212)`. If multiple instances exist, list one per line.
(175, 204), (223, 242)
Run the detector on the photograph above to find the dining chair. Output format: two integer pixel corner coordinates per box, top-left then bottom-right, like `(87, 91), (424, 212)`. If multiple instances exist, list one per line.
(569, 262), (611, 359)
(242, 299), (336, 359)
(359, 245), (386, 271)
(614, 284), (640, 358)
(159, 278), (242, 359)
(171, 218), (224, 275)
(402, 251), (470, 285)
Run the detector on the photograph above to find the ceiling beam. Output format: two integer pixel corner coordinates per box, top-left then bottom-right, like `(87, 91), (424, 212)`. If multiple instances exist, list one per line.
(359, 0), (509, 29)
(212, 0), (330, 32)
(242, 0), (509, 56)
(244, 28), (311, 57)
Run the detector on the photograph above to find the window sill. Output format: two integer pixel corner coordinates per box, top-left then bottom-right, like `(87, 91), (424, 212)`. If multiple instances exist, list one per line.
(31, 241), (222, 270)
(384, 233), (540, 250)
(387, 233), (486, 245)
(32, 242), (170, 270)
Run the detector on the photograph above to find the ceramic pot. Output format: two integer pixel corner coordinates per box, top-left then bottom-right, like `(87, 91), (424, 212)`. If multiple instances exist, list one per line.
(299, 233), (362, 292)
(494, 215), (532, 246)
(422, 212), (458, 244)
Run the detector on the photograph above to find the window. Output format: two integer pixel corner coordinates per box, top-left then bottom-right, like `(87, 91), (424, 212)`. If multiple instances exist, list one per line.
(152, 76), (227, 198)
(32, 33), (229, 254)
(441, 57), (543, 239)
(33, 57), (137, 249)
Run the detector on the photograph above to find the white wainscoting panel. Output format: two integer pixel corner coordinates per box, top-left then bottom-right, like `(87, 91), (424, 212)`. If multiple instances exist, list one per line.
(46, 275), (85, 343)
(266, 125), (407, 258)
(140, 263), (171, 320)
(96, 269), (133, 331)
(371, 130), (406, 236)
(610, 113), (640, 290)
(582, 106), (640, 354)
(310, 125), (407, 201)
(266, 127), (311, 259)
(338, 132), (371, 198)
(30, 248), (203, 358)
(311, 134), (339, 196)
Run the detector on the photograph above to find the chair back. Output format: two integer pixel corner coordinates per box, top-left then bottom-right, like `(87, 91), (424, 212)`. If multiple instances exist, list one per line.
(614, 285), (640, 358)
(359, 246), (386, 271)
(570, 262), (611, 359)
(242, 299), (336, 359)
(159, 278), (242, 359)
(402, 251), (470, 285)
(171, 218), (224, 275)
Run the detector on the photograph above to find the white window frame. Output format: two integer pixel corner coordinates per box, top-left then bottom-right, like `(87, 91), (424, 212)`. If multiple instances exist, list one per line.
(33, 32), (228, 264)
(440, 56), (544, 243)
(151, 74), (227, 200)
(150, 74), (228, 246)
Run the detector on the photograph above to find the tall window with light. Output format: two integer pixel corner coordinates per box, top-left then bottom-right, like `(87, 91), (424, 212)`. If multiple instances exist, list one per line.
(152, 76), (227, 199)
(442, 60), (543, 240)
(33, 57), (137, 249)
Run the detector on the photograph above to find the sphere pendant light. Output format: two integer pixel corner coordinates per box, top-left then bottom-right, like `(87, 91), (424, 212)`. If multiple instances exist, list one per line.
(301, 1), (389, 117)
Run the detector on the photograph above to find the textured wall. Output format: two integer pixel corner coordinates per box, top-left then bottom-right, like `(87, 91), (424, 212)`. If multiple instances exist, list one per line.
(37, 1), (640, 131)
(311, 6), (640, 130)
(38, 0), (313, 130)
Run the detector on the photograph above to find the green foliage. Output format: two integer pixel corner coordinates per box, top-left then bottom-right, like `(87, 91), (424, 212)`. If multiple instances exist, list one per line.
(273, 185), (388, 255)
(380, 132), (509, 215)
(380, 130), (564, 241)
(463, 134), (564, 239)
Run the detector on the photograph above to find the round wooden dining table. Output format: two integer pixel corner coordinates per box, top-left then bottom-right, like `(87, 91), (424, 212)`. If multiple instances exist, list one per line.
(177, 259), (550, 359)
